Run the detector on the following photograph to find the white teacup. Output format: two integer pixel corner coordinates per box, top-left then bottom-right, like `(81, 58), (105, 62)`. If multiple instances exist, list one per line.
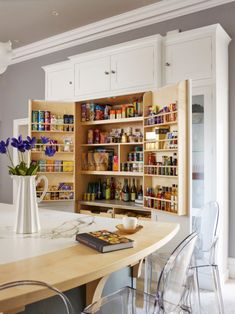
(122, 217), (138, 230)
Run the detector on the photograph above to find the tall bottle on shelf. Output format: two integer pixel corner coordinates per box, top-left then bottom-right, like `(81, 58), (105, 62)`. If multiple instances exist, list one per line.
(130, 178), (137, 202)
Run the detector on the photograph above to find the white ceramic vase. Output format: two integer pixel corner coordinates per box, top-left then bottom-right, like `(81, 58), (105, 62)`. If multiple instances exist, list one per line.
(12, 175), (48, 234)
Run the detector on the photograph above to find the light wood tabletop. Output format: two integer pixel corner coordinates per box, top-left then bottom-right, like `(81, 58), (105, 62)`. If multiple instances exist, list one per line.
(0, 203), (179, 313)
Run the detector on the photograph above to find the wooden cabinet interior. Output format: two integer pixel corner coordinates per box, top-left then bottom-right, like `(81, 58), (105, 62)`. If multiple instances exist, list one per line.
(29, 81), (189, 216)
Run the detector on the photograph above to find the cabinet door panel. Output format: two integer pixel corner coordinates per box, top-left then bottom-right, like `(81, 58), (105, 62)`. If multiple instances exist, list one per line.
(110, 46), (155, 90)
(47, 68), (74, 100)
(165, 37), (212, 84)
(74, 57), (110, 96)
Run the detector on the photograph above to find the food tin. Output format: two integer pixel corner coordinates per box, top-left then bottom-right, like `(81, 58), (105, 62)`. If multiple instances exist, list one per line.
(32, 111), (39, 131)
(38, 110), (45, 131)
(87, 129), (94, 144)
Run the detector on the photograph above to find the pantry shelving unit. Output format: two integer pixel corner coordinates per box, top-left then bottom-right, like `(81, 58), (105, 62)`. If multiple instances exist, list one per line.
(28, 100), (79, 209)
(143, 81), (189, 216)
(28, 81), (189, 217)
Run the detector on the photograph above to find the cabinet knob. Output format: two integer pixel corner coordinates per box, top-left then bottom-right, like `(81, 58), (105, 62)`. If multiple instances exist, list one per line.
(111, 70), (116, 74)
(104, 71), (109, 75)
(69, 81), (73, 85)
(165, 62), (170, 67)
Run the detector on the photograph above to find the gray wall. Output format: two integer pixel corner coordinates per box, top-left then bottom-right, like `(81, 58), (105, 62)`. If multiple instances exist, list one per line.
(0, 2), (234, 257)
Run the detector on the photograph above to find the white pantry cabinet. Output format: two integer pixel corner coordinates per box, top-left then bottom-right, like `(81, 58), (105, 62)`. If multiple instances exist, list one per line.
(70, 36), (161, 99)
(163, 24), (231, 282)
(43, 61), (74, 100)
(164, 36), (213, 84)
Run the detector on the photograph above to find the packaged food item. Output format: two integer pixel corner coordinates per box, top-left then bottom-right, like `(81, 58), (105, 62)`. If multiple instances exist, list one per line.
(113, 156), (118, 171)
(122, 105), (127, 118)
(54, 160), (62, 172)
(51, 114), (57, 131)
(87, 129), (94, 144)
(104, 105), (110, 120)
(116, 109), (122, 119)
(95, 105), (104, 121)
(110, 110), (116, 119)
(44, 111), (51, 131)
(86, 103), (90, 121)
(63, 161), (74, 172)
(32, 111), (39, 130)
(89, 103), (95, 121)
(93, 152), (109, 171)
(81, 104), (87, 122)
(100, 132), (108, 143)
(94, 129), (100, 144)
(38, 110), (45, 131)
(46, 160), (54, 172)
(87, 152), (95, 171)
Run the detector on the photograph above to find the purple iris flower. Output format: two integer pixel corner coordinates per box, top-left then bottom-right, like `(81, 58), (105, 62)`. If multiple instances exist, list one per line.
(41, 136), (50, 144)
(45, 146), (56, 157)
(24, 136), (36, 150)
(0, 138), (10, 154)
(11, 135), (26, 152)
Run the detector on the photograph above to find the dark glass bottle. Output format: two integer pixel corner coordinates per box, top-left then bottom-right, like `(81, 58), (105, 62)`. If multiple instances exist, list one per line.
(130, 178), (137, 201)
(122, 179), (130, 202)
(97, 179), (102, 200)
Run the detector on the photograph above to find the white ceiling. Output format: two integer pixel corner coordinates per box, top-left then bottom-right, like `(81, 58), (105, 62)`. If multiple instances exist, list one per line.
(0, 0), (160, 48)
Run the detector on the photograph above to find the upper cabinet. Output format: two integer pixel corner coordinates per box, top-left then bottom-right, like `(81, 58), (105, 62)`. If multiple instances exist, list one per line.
(43, 61), (74, 100)
(164, 36), (212, 84)
(43, 35), (162, 101)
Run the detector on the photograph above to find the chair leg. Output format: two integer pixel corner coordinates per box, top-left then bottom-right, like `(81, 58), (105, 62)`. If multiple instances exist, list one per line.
(212, 265), (225, 314)
(144, 255), (152, 294)
(194, 267), (201, 314)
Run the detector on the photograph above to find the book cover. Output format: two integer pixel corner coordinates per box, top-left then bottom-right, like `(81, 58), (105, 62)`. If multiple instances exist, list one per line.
(76, 230), (134, 253)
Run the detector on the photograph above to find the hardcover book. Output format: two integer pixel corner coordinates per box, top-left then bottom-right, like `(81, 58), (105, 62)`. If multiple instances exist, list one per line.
(76, 230), (134, 253)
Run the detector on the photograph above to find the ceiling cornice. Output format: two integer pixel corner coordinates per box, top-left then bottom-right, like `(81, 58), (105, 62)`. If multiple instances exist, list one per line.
(11, 0), (235, 64)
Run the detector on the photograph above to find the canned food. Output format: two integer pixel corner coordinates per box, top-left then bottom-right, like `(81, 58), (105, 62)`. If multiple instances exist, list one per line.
(32, 111), (39, 131)
(38, 110), (45, 131)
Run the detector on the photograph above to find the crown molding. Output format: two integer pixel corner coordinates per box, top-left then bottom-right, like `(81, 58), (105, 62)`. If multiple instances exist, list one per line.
(11, 0), (235, 64)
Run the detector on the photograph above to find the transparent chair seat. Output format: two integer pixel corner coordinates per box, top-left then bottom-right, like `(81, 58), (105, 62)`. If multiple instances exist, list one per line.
(0, 280), (74, 314)
(83, 232), (198, 314)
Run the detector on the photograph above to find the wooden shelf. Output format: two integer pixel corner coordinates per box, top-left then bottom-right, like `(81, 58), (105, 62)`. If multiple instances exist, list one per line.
(32, 151), (74, 154)
(37, 171), (74, 174)
(81, 142), (143, 147)
(37, 190), (74, 193)
(144, 174), (177, 178)
(81, 116), (143, 126)
(144, 121), (177, 128)
(80, 199), (149, 212)
(80, 171), (143, 176)
(144, 149), (178, 152)
(144, 206), (179, 216)
(144, 111), (177, 119)
(31, 130), (74, 134)
(41, 199), (74, 202)
(144, 196), (177, 204)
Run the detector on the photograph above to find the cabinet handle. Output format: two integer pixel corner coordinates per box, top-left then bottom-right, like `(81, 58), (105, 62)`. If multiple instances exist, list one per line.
(111, 70), (116, 74)
(165, 62), (170, 67)
(104, 71), (109, 75)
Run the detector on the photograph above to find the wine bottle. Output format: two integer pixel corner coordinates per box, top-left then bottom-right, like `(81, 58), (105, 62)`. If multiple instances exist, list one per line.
(110, 177), (115, 200)
(130, 178), (137, 202)
(137, 185), (143, 201)
(105, 178), (111, 200)
(122, 179), (130, 202)
(97, 179), (102, 200)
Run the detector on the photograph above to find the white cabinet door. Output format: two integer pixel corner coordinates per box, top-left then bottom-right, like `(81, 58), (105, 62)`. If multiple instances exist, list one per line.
(74, 57), (110, 96)
(110, 46), (155, 91)
(165, 37), (212, 84)
(46, 67), (74, 100)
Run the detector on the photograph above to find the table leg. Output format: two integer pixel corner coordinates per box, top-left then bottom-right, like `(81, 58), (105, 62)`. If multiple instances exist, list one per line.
(86, 275), (109, 306)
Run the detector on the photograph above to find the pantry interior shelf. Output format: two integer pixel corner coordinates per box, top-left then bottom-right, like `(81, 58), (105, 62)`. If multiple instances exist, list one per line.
(80, 171), (143, 176)
(81, 116), (143, 126)
(144, 110), (177, 119)
(79, 199), (148, 211)
(144, 121), (178, 128)
(31, 130), (74, 134)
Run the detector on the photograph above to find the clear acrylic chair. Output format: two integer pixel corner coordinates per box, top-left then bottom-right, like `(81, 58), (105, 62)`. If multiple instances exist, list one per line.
(0, 280), (75, 314)
(82, 232), (198, 314)
(191, 201), (224, 314)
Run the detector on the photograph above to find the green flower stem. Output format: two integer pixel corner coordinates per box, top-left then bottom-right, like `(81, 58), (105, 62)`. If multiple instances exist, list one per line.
(6, 147), (14, 168)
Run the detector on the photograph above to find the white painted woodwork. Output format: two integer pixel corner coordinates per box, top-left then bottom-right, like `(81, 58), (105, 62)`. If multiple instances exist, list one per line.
(44, 62), (74, 100)
(110, 46), (155, 90)
(163, 24), (231, 282)
(74, 57), (110, 96)
(165, 37), (212, 84)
